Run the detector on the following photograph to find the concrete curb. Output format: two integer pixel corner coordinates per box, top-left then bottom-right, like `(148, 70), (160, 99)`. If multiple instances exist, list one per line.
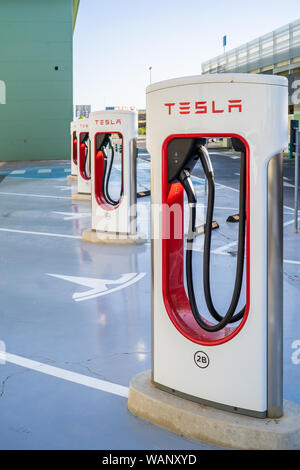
(71, 193), (91, 201)
(67, 175), (77, 182)
(82, 229), (147, 245)
(128, 370), (300, 450)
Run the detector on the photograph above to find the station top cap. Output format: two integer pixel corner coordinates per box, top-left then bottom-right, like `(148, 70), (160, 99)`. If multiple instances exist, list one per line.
(89, 109), (137, 119)
(146, 73), (288, 94)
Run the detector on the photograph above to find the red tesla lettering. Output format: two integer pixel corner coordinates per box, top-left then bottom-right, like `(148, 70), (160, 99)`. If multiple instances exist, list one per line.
(228, 100), (242, 113)
(212, 101), (224, 113)
(179, 102), (190, 115)
(195, 101), (207, 114)
(165, 103), (175, 115)
(116, 119), (121, 124)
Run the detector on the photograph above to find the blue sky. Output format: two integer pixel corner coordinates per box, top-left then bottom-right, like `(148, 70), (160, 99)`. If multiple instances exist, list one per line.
(73, 0), (299, 110)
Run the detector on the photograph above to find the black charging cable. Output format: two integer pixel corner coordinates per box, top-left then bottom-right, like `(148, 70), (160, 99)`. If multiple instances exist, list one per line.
(178, 144), (246, 332)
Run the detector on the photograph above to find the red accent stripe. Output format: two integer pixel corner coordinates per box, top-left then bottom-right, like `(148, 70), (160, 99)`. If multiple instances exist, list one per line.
(72, 132), (77, 165)
(79, 133), (91, 181)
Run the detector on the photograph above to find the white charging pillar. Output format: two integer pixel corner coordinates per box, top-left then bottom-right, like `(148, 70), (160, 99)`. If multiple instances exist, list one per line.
(147, 74), (288, 418)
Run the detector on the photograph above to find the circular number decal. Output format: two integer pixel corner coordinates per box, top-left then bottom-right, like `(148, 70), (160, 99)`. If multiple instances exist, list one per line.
(194, 351), (209, 369)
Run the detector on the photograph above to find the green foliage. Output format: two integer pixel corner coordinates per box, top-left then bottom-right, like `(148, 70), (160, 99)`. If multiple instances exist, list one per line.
(138, 127), (146, 135)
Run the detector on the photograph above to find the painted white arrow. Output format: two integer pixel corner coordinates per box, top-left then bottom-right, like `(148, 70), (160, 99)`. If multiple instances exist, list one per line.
(47, 272), (146, 302)
(52, 211), (91, 220)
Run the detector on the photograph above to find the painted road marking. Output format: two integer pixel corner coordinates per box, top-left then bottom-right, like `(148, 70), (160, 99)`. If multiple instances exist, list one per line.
(285, 259), (300, 265)
(53, 211), (91, 221)
(192, 238), (300, 266)
(0, 191), (70, 199)
(284, 218), (300, 227)
(0, 228), (81, 239)
(212, 240), (238, 255)
(11, 170), (26, 175)
(38, 169), (52, 174)
(193, 242), (300, 265)
(0, 351), (129, 399)
(47, 272), (146, 302)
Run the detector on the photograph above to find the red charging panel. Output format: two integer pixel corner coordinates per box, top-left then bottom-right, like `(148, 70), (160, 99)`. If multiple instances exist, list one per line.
(161, 133), (250, 346)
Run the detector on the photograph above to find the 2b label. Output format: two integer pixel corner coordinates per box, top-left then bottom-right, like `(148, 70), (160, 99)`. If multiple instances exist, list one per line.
(194, 351), (209, 369)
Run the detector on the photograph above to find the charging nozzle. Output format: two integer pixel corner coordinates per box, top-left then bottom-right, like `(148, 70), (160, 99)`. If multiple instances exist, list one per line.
(178, 169), (197, 205)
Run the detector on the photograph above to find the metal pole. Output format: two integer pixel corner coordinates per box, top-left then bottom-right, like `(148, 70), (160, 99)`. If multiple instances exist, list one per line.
(267, 153), (283, 419)
(149, 66), (152, 85)
(129, 138), (137, 235)
(295, 130), (299, 233)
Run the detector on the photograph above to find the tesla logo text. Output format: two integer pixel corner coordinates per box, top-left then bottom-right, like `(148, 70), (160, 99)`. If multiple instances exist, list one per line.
(164, 100), (242, 115)
(94, 119), (122, 126)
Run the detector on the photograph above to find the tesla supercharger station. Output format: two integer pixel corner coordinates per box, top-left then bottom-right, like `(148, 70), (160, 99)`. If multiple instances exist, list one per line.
(76, 118), (91, 196)
(70, 121), (78, 177)
(147, 74), (288, 418)
(84, 110), (145, 243)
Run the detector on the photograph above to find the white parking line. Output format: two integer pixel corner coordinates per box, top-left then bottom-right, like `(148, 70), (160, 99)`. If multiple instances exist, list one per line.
(284, 218), (300, 227)
(0, 191), (70, 199)
(38, 169), (52, 174)
(0, 228), (81, 239)
(11, 170), (26, 175)
(0, 351), (129, 399)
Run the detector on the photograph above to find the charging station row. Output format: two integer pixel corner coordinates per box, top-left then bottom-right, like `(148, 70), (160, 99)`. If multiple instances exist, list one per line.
(68, 74), (300, 449)
(70, 110), (146, 243)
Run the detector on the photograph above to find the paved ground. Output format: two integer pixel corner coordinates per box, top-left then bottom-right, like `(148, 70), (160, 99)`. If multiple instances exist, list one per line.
(0, 150), (298, 449)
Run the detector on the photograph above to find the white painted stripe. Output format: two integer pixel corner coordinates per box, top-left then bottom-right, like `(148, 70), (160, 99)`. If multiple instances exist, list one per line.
(0, 351), (129, 399)
(284, 218), (300, 227)
(0, 191), (70, 200)
(11, 170), (26, 175)
(0, 228), (81, 239)
(64, 168), (70, 172)
(38, 169), (52, 174)
(284, 259), (300, 265)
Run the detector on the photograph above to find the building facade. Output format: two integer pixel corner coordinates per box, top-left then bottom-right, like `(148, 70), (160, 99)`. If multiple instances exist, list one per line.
(0, 0), (80, 161)
(201, 19), (300, 123)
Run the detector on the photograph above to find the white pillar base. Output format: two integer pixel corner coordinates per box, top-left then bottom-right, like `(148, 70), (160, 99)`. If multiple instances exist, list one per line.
(128, 370), (300, 450)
